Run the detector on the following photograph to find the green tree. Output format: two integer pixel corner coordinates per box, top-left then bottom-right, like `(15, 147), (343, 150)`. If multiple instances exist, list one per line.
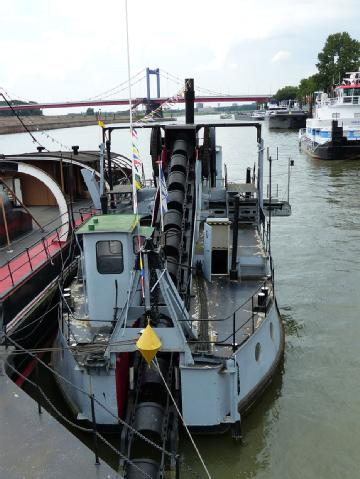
(273, 85), (299, 102)
(316, 32), (360, 89)
(298, 74), (321, 100)
(0, 100), (43, 117)
(86, 107), (95, 115)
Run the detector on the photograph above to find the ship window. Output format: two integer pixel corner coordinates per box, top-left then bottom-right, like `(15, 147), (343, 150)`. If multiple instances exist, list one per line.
(332, 113), (340, 119)
(96, 240), (124, 274)
(354, 113), (360, 118)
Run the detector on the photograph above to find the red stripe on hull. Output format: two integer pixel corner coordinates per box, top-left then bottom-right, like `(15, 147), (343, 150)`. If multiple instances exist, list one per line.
(0, 214), (91, 296)
(115, 353), (130, 419)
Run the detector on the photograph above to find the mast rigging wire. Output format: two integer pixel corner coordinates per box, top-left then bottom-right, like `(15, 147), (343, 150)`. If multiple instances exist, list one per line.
(0, 92), (48, 151)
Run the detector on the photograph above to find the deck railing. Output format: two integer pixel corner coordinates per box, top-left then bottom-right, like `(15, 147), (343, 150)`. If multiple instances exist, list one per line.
(0, 208), (97, 292)
(186, 276), (275, 353)
(319, 95), (360, 106)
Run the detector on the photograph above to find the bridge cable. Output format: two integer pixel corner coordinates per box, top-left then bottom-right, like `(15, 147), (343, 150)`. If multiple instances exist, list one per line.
(83, 68), (146, 101)
(161, 70), (226, 97)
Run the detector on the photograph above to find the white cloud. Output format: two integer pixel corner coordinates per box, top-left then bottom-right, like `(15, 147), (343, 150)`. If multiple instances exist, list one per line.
(1, 0), (360, 100)
(271, 51), (291, 63)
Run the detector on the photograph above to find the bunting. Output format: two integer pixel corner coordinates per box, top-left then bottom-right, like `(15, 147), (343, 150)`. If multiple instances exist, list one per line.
(139, 252), (145, 298)
(132, 82), (188, 127)
(131, 127), (142, 191)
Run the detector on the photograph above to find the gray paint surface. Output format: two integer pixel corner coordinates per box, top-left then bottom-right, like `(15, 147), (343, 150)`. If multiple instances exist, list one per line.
(0, 347), (121, 479)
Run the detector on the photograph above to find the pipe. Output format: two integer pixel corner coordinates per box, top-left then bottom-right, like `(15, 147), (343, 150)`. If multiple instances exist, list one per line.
(106, 138), (113, 190)
(230, 194), (240, 280)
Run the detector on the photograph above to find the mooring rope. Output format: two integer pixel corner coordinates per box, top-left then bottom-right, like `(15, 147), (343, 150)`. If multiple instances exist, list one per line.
(153, 357), (213, 479)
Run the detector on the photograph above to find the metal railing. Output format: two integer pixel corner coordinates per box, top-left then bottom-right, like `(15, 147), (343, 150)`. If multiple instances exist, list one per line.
(318, 95), (360, 106)
(188, 277), (274, 353)
(0, 209), (96, 291)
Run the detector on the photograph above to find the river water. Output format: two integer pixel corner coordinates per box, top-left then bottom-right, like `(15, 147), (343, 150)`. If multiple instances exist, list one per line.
(1, 116), (360, 479)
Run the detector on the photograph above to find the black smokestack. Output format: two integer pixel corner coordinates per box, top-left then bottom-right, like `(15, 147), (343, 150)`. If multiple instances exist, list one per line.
(185, 78), (194, 124)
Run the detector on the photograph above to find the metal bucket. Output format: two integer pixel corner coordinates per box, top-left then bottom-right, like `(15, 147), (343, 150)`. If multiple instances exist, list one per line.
(134, 402), (165, 437)
(164, 228), (181, 258)
(172, 139), (188, 157)
(168, 171), (186, 192)
(167, 189), (185, 212)
(126, 458), (159, 479)
(170, 153), (187, 173)
(163, 209), (182, 231)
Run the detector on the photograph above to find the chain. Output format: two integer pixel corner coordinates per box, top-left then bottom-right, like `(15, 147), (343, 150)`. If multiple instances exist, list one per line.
(4, 333), (174, 459)
(93, 395), (174, 458)
(5, 359), (93, 433)
(97, 432), (152, 479)
(5, 357), (153, 478)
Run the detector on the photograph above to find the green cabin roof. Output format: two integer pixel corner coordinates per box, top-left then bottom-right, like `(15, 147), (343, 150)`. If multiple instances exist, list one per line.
(77, 214), (139, 235)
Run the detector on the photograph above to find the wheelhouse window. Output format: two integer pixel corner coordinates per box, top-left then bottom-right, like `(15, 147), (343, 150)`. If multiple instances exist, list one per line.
(343, 88), (360, 96)
(96, 240), (123, 274)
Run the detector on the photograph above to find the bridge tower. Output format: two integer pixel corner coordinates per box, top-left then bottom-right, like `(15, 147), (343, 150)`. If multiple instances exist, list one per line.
(145, 67), (162, 117)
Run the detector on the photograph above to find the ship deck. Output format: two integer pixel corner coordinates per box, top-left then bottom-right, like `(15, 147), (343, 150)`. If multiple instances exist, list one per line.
(0, 201), (93, 298)
(190, 276), (268, 359)
(191, 222), (269, 359)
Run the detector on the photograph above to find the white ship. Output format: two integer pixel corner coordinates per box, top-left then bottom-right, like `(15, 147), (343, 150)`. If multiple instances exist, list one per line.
(299, 71), (360, 160)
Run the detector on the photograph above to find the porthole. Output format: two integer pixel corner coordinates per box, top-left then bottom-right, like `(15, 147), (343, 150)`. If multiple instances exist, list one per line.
(255, 342), (261, 362)
(269, 322), (274, 340)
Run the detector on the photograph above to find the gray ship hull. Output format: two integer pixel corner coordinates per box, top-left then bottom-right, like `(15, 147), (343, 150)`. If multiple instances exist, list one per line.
(268, 113), (307, 129)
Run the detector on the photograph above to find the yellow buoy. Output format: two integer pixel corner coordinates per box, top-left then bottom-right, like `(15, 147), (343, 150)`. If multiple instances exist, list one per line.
(136, 319), (162, 365)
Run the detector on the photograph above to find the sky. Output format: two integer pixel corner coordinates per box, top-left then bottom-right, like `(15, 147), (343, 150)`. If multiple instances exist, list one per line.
(1, 0), (360, 108)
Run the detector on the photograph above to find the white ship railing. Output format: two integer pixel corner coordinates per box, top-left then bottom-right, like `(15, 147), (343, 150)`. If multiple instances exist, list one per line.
(318, 96), (360, 106)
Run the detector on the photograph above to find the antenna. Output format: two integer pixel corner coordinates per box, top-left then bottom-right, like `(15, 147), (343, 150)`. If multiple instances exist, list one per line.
(125, 0), (138, 215)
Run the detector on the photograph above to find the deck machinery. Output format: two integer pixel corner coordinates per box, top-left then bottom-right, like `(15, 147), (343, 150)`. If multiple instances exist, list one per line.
(52, 80), (285, 478)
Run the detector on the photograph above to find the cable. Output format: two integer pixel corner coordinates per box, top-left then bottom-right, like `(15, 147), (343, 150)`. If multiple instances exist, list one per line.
(86, 75), (146, 102)
(153, 357), (212, 479)
(82, 68), (146, 101)
(0, 92), (48, 151)
(0, 87), (72, 151)
(2, 333), (174, 459)
(4, 358), (152, 478)
(132, 81), (188, 127)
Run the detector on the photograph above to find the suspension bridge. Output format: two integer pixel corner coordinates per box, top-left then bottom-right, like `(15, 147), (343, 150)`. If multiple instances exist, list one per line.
(0, 68), (272, 112)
